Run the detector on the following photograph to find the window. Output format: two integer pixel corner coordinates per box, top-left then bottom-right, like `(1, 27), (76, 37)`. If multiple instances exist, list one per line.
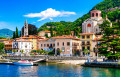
(50, 44), (52, 47)
(82, 47), (85, 51)
(63, 42), (64, 46)
(44, 44), (46, 47)
(92, 13), (94, 17)
(67, 42), (70, 46)
(96, 29), (98, 32)
(41, 44), (42, 47)
(82, 35), (85, 39)
(82, 41), (85, 45)
(57, 42), (59, 46)
(62, 47), (65, 52)
(96, 13), (98, 17)
(87, 35), (90, 39)
(53, 44), (55, 47)
(87, 46), (90, 50)
(87, 41), (90, 45)
(47, 44), (49, 47)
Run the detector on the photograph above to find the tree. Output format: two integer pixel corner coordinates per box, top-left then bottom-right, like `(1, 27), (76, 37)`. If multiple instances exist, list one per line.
(45, 34), (48, 38)
(12, 49), (17, 53)
(13, 32), (16, 39)
(98, 20), (120, 60)
(0, 43), (5, 55)
(73, 27), (80, 36)
(16, 27), (19, 38)
(20, 50), (24, 54)
(22, 24), (38, 36)
(0, 37), (6, 39)
(84, 49), (90, 56)
(63, 29), (71, 35)
(50, 25), (53, 37)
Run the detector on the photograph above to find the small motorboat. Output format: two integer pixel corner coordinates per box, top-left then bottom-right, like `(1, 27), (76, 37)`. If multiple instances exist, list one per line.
(13, 60), (33, 66)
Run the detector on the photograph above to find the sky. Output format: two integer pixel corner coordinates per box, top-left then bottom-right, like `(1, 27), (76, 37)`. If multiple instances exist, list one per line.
(0, 0), (103, 31)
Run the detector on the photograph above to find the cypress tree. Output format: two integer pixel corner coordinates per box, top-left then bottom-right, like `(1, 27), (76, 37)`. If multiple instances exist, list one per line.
(16, 27), (18, 38)
(13, 32), (15, 39)
(50, 25), (53, 37)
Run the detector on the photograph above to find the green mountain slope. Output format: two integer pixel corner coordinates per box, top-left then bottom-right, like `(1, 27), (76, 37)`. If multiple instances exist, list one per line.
(38, 0), (120, 32)
(0, 28), (20, 37)
(0, 29), (13, 37)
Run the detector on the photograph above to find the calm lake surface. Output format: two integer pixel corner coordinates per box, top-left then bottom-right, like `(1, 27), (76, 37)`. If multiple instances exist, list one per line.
(0, 63), (119, 77)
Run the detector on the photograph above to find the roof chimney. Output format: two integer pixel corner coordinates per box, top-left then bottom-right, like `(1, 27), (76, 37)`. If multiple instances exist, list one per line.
(105, 15), (107, 20)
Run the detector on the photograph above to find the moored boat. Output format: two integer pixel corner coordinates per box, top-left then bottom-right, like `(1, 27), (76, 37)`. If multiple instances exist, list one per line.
(13, 60), (33, 66)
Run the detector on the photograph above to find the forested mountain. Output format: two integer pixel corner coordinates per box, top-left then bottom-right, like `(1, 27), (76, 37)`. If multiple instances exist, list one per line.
(0, 29), (14, 37)
(38, 0), (120, 33)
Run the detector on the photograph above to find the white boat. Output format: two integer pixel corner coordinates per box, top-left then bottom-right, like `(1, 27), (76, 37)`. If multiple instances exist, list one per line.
(13, 60), (33, 66)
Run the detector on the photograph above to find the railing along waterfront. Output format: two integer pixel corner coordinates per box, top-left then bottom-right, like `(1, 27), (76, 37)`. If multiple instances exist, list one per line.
(3, 55), (103, 61)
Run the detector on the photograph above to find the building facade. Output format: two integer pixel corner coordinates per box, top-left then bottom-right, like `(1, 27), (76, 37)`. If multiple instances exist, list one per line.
(12, 39), (32, 53)
(38, 31), (56, 37)
(39, 35), (80, 56)
(82, 9), (112, 34)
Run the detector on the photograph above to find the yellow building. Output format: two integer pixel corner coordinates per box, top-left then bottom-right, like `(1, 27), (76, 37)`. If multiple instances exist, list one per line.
(79, 33), (96, 57)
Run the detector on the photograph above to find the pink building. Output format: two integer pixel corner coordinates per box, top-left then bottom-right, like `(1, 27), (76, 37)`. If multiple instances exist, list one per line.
(39, 35), (80, 56)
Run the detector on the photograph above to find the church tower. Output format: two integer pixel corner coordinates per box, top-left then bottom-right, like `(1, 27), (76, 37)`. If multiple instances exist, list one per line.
(24, 19), (28, 36)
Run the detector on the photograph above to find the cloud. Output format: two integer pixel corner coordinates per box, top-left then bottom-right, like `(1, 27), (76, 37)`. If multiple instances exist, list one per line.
(24, 8), (76, 21)
(49, 18), (53, 20)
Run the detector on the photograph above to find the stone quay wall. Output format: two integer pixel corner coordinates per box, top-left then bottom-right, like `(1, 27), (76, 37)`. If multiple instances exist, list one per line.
(3, 55), (103, 61)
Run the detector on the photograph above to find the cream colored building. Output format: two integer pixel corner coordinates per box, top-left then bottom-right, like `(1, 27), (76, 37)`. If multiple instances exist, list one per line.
(82, 9), (112, 34)
(38, 31), (56, 37)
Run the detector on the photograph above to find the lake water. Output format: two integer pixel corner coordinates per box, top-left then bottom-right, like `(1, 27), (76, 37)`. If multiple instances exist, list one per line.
(0, 63), (119, 77)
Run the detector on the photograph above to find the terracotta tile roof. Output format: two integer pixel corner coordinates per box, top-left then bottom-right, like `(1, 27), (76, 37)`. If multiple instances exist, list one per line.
(93, 35), (103, 41)
(39, 38), (49, 41)
(16, 35), (38, 39)
(52, 35), (73, 39)
(5, 43), (12, 45)
(14, 39), (32, 42)
(52, 35), (80, 40)
(45, 31), (56, 33)
(79, 33), (94, 35)
(0, 39), (8, 41)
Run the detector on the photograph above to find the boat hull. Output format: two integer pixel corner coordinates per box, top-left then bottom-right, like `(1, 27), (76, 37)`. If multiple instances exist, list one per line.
(13, 62), (33, 66)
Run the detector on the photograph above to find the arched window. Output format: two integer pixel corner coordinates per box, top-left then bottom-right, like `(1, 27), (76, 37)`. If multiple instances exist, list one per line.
(92, 13), (94, 17)
(87, 24), (91, 27)
(96, 29), (98, 32)
(96, 13), (98, 17)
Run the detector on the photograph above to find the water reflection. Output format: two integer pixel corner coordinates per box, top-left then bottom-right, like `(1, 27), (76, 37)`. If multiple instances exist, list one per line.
(0, 63), (120, 77)
(18, 66), (39, 77)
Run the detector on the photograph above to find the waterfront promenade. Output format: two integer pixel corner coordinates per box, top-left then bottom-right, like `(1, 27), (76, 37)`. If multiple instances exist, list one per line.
(2, 55), (103, 64)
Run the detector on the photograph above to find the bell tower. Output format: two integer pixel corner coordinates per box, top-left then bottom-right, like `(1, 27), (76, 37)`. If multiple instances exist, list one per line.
(90, 8), (102, 20)
(24, 19), (28, 36)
